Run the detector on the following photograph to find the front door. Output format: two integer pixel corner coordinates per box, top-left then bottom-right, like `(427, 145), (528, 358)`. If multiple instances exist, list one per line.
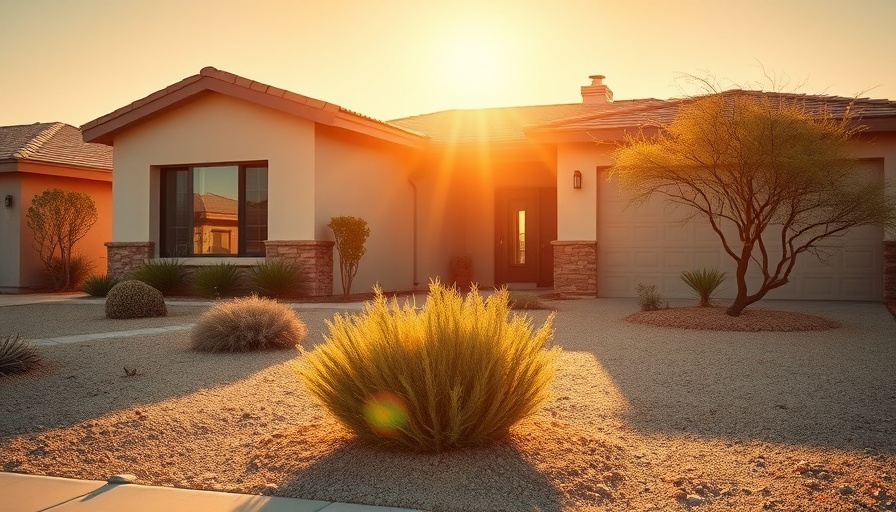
(495, 188), (557, 286)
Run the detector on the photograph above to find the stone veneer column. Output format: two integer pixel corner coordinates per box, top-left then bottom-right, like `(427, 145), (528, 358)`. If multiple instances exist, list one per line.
(884, 241), (896, 300)
(105, 242), (154, 278)
(551, 240), (598, 296)
(265, 240), (335, 297)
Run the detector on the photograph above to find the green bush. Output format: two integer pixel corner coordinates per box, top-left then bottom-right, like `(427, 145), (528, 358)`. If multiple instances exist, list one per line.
(680, 268), (726, 307)
(329, 216), (370, 297)
(48, 253), (95, 291)
(191, 295), (307, 352)
(82, 274), (120, 297)
(191, 262), (243, 298)
(0, 335), (42, 377)
(636, 283), (666, 311)
(131, 259), (188, 296)
(249, 260), (302, 298)
(295, 282), (559, 452)
(105, 280), (167, 319)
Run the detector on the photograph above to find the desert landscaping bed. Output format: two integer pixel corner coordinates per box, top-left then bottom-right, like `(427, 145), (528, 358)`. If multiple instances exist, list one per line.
(1, 298), (895, 511)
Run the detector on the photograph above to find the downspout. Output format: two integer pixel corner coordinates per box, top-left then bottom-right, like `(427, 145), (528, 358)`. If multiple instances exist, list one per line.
(408, 175), (419, 289)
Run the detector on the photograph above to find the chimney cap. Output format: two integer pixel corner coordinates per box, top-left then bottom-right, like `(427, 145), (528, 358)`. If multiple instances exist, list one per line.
(589, 75), (606, 84)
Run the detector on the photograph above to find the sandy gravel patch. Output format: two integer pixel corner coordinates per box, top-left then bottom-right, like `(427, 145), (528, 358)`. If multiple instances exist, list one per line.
(1, 299), (895, 511)
(626, 305), (841, 332)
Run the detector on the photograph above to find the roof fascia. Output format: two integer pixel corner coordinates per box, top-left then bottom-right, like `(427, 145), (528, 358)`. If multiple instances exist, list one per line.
(82, 77), (342, 145)
(332, 112), (428, 148)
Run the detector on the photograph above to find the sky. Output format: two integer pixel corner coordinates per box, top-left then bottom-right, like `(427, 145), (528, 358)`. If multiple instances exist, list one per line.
(1, 0), (895, 128)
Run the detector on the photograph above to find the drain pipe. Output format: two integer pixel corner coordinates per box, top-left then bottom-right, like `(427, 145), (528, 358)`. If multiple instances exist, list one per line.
(408, 175), (419, 289)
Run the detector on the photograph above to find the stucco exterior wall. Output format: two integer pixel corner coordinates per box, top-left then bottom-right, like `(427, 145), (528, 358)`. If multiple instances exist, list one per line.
(314, 126), (416, 293)
(111, 93), (317, 249)
(409, 148), (555, 290)
(0, 163), (111, 290)
(556, 143), (614, 241)
(18, 171), (112, 288)
(0, 172), (22, 289)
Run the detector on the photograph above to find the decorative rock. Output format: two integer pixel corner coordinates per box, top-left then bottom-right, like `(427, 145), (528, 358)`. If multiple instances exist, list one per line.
(108, 474), (138, 484)
(685, 494), (704, 506)
(839, 485), (855, 496)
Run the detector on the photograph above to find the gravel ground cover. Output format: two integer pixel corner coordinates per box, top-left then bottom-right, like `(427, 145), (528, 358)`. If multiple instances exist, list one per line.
(1, 298), (895, 511)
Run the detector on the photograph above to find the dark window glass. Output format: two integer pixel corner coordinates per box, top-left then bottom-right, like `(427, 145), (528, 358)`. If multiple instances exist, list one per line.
(161, 163), (267, 257)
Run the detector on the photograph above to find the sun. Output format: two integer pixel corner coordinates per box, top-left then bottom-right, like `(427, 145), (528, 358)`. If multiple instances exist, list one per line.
(433, 28), (511, 106)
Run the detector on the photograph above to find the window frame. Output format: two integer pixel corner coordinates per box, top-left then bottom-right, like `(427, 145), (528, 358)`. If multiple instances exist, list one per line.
(159, 161), (268, 258)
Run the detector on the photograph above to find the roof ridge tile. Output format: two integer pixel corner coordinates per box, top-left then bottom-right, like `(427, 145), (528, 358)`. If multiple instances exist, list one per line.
(12, 122), (65, 159)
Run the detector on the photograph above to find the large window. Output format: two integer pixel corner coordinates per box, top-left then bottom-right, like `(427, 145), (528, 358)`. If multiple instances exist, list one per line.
(161, 163), (268, 257)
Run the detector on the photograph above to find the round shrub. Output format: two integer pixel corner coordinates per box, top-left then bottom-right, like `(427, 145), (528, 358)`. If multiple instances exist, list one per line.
(295, 282), (559, 452)
(105, 280), (167, 319)
(191, 295), (307, 352)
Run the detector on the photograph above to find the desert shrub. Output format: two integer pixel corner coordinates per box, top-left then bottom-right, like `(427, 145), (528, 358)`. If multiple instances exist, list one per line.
(329, 216), (370, 297)
(508, 291), (545, 310)
(249, 260), (302, 298)
(82, 274), (120, 297)
(0, 335), (42, 377)
(636, 283), (666, 311)
(131, 259), (188, 296)
(191, 295), (307, 352)
(680, 268), (727, 307)
(295, 282), (559, 452)
(191, 262), (243, 298)
(105, 280), (167, 319)
(47, 253), (95, 291)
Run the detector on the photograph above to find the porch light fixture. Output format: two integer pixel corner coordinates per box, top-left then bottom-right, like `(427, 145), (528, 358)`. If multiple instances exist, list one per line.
(3, 195), (11, 208)
(573, 170), (582, 190)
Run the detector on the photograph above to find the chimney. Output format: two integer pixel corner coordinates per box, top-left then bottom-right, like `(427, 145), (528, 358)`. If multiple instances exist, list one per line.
(581, 75), (613, 104)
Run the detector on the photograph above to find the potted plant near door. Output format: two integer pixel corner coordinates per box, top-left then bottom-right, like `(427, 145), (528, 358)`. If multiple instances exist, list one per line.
(449, 255), (474, 291)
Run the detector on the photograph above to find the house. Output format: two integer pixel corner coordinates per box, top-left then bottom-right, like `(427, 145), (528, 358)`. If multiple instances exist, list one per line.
(81, 68), (896, 301)
(0, 123), (112, 291)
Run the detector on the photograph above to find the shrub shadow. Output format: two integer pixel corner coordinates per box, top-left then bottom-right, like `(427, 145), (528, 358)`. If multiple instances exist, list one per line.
(552, 299), (896, 453)
(0, 307), (340, 436)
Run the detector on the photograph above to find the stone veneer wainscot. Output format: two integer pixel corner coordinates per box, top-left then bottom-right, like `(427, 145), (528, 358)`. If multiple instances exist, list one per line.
(264, 240), (335, 297)
(552, 240), (598, 296)
(105, 242), (155, 278)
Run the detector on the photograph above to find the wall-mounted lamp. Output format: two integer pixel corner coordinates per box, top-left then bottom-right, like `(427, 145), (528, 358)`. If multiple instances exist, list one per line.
(3, 195), (11, 208)
(573, 170), (582, 190)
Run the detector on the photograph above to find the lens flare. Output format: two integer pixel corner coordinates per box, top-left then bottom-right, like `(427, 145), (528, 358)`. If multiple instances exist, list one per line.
(362, 391), (408, 437)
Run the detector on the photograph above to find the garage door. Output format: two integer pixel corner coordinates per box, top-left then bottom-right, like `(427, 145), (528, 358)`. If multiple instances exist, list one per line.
(596, 162), (884, 301)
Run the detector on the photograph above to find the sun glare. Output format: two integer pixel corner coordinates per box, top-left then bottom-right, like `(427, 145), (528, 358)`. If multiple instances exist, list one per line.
(434, 28), (511, 106)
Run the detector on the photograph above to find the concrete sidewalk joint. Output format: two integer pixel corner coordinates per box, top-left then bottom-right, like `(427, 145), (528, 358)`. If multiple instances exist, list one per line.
(31, 324), (195, 346)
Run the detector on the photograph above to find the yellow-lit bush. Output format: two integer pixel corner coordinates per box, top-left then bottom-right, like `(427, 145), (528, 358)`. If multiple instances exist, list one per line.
(295, 282), (559, 451)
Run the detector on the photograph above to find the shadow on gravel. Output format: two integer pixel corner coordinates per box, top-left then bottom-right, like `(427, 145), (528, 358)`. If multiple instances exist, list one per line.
(551, 300), (896, 454)
(0, 309), (338, 437)
(261, 434), (569, 512)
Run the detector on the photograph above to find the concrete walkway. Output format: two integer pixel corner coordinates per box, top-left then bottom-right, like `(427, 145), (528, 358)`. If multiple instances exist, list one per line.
(1, 472), (419, 512)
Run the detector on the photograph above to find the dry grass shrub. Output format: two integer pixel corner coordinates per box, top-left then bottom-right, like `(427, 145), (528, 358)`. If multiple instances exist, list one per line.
(295, 282), (559, 452)
(0, 334), (42, 377)
(191, 295), (307, 352)
(105, 280), (167, 319)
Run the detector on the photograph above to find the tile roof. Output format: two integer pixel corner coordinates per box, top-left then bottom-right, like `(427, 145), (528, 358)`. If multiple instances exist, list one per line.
(0, 122), (112, 170)
(194, 193), (237, 216)
(82, 67), (426, 146)
(388, 99), (666, 146)
(527, 90), (896, 138)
